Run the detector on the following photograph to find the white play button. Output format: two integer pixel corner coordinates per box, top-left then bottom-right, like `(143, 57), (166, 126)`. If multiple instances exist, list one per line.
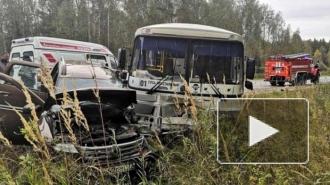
(218, 99), (309, 164)
(249, 116), (279, 147)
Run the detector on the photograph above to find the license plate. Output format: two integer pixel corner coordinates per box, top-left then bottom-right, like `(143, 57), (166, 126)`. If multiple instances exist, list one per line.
(109, 163), (134, 174)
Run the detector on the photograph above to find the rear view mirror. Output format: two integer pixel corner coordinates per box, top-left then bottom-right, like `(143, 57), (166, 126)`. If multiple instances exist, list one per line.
(115, 70), (129, 86)
(246, 58), (256, 80)
(120, 70), (129, 81)
(245, 80), (253, 90)
(118, 48), (127, 70)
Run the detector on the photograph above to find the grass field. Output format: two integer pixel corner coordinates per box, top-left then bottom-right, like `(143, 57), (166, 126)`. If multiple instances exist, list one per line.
(156, 84), (330, 184)
(0, 85), (329, 184)
(254, 73), (264, 79)
(322, 70), (330, 76)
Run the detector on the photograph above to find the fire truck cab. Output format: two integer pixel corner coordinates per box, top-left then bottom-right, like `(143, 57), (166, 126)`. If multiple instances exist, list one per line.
(264, 53), (320, 86)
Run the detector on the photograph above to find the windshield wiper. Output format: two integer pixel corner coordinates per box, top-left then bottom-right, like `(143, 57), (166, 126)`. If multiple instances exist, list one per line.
(209, 83), (224, 98)
(147, 75), (170, 95)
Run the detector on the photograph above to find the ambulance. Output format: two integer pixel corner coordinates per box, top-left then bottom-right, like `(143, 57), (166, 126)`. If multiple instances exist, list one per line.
(9, 37), (117, 69)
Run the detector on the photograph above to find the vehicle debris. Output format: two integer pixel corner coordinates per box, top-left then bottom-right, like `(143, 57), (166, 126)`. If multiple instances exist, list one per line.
(0, 60), (158, 182)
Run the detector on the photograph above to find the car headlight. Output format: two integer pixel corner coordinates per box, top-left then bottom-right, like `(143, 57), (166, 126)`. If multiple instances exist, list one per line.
(53, 143), (79, 154)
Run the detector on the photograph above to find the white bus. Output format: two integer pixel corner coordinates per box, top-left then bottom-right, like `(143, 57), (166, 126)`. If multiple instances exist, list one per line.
(117, 23), (255, 134)
(9, 37), (117, 69)
(120, 23), (254, 97)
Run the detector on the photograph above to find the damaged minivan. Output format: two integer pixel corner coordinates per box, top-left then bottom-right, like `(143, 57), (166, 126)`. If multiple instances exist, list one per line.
(0, 60), (157, 180)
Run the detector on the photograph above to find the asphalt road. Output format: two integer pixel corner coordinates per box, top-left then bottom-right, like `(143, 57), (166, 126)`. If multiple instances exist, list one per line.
(251, 76), (330, 92)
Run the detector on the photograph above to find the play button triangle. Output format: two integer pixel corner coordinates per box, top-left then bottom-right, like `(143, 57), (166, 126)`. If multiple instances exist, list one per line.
(249, 116), (279, 147)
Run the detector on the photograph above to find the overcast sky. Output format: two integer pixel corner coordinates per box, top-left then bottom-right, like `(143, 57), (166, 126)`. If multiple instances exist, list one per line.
(258, 0), (330, 41)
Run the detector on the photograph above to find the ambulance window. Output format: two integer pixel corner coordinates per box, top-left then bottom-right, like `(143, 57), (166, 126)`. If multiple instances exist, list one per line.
(58, 52), (85, 64)
(23, 51), (34, 62)
(87, 54), (107, 67)
(11, 52), (20, 60)
(23, 51), (33, 57)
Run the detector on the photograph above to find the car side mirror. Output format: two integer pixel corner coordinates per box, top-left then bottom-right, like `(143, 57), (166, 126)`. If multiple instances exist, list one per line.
(245, 80), (253, 90)
(118, 70), (129, 87)
(246, 58), (256, 80)
(118, 48), (127, 70)
(121, 70), (129, 80)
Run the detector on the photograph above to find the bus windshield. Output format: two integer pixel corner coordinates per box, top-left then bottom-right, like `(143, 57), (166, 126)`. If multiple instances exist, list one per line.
(131, 36), (244, 84)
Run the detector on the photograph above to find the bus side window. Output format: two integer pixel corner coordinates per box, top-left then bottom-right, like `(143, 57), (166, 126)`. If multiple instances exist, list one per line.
(23, 51), (34, 62)
(11, 52), (20, 61)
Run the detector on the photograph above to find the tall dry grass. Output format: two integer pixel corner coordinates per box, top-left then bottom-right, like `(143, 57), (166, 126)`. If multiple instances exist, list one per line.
(157, 84), (330, 184)
(0, 61), (115, 184)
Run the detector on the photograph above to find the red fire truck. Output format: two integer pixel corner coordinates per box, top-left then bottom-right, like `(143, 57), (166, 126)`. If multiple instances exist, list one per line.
(264, 53), (320, 86)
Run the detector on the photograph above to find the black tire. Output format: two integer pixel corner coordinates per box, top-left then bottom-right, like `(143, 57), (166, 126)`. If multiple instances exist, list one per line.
(133, 154), (159, 183)
(297, 79), (303, 86)
(302, 74), (307, 85)
(312, 73), (320, 84)
(277, 82), (285, 86)
(295, 75), (303, 86)
(270, 82), (276, 86)
(144, 154), (160, 181)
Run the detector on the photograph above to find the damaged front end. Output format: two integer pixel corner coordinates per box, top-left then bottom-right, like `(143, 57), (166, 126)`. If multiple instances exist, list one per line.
(40, 88), (156, 174)
(133, 93), (194, 146)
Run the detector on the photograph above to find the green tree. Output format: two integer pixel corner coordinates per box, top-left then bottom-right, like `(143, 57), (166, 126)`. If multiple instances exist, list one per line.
(207, 0), (241, 32)
(327, 50), (330, 67)
(75, 0), (90, 41)
(290, 30), (304, 53)
(314, 49), (322, 62)
(314, 48), (328, 70)
(175, 0), (207, 23)
(0, 0), (327, 63)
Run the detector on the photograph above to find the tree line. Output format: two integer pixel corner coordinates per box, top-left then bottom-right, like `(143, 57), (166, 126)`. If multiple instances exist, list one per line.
(0, 0), (329, 69)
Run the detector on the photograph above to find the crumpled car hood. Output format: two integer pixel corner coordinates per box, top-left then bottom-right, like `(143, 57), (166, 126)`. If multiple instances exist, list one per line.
(56, 87), (137, 109)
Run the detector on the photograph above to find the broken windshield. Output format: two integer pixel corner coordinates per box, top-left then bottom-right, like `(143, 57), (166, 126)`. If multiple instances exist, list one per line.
(132, 36), (187, 80)
(131, 36), (244, 84)
(191, 40), (243, 84)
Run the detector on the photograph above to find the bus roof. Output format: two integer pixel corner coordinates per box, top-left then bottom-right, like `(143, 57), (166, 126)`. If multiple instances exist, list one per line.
(11, 37), (113, 55)
(135, 23), (243, 42)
